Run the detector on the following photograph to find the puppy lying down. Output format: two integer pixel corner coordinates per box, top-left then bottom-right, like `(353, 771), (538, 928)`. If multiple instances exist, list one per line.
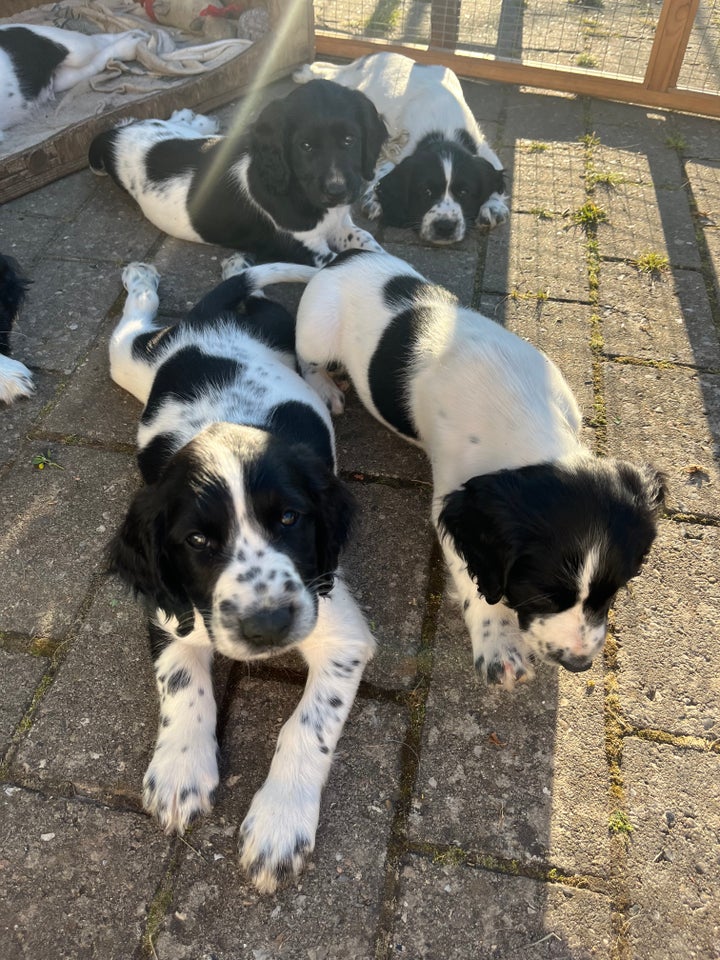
(107, 259), (374, 893)
(248, 249), (664, 689)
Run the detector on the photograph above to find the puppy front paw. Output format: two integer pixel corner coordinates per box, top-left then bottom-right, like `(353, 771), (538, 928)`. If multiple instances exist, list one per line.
(361, 187), (383, 221)
(239, 779), (319, 894)
(0, 356), (34, 404)
(470, 607), (534, 690)
(300, 362), (346, 415)
(143, 737), (219, 834)
(478, 193), (510, 228)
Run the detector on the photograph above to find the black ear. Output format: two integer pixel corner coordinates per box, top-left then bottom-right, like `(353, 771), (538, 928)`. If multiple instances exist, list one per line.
(349, 88), (388, 180)
(251, 98), (290, 193)
(438, 483), (509, 604)
(626, 462), (666, 515)
(106, 484), (192, 621)
(474, 156), (506, 199)
(375, 158), (415, 226)
(292, 445), (357, 596)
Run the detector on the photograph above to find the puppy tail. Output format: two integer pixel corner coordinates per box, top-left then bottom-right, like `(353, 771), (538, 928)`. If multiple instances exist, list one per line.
(221, 255), (318, 293)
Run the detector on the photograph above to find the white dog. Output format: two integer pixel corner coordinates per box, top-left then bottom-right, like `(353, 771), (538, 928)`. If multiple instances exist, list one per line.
(240, 249), (664, 689)
(295, 52), (508, 242)
(0, 24), (147, 137)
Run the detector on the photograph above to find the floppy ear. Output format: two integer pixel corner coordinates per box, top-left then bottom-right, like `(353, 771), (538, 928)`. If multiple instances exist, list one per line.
(106, 484), (193, 623)
(292, 445), (357, 596)
(474, 156), (506, 200)
(349, 88), (388, 180)
(251, 98), (290, 193)
(375, 158), (415, 227)
(438, 483), (510, 604)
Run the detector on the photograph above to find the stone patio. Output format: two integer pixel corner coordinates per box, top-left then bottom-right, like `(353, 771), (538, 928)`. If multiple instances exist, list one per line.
(1, 71), (719, 960)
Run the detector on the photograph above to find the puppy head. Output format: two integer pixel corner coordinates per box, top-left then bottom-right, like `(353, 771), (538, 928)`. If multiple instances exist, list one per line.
(375, 142), (505, 244)
(108, 423), (356, 658)
(251, 80), (387, 206)
(438, 459), (665, 672)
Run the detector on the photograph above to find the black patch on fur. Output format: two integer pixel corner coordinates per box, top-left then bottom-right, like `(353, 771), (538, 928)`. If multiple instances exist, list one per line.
(268, 401), (334, 471)
(323, 248), (373, 270)
(141, 347), (242, 424)
(367, 308), (420, 439)
(0, 27), (67, 100)
(131, 323), (182, 364)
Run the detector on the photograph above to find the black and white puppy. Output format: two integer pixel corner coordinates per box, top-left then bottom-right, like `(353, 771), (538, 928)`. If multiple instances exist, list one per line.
(294, 53), (508, 243)
(0, 24), (147, 138)
(107, 259), (374, 893)
(254, 249), (664, 688)
(89, 79), (388, 265)
(0, 253), (34, 405)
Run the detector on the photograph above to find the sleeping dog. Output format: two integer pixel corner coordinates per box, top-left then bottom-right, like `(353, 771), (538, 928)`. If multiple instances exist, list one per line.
(89, 79), (388, 265)
(252, 249), (664, 688)
(107, 260), (374, 893)
(0, 24), (147, 138)
(0, 253), (34, 405)
(295, 52), (507, 244)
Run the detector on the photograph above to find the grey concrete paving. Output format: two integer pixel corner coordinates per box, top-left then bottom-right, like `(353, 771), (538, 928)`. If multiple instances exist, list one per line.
(1, 70), (719, 960)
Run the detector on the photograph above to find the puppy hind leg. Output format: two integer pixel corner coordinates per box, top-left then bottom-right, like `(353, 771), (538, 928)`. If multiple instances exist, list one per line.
(239, 578), (374, 893)
(109, 263), (161, 401)
(295, 283), (347, 415)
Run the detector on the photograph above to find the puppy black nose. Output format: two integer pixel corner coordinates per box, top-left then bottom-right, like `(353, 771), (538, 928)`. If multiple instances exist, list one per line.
(554, 652), (594, 673)
(432, 218), (459, 240)
(323, 179), (348, 201)
(240, 606), (294, 646)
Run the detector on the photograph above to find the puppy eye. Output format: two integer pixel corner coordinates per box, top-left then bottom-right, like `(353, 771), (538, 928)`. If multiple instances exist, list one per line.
(343, 135), (355, 147)
(456, 187), (468, 199)
(300, 141), (313, 153)
(424, 187), (433, 199)
(186, 532), (209, 550)
(280, 509), (300, 527)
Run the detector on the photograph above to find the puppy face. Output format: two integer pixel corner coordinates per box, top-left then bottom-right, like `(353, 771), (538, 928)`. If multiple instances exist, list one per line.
(252, 80), (387, 206)
(108, 423), (355, 659)
(439, 459), (665, 671)
(376, 142), (505, 243)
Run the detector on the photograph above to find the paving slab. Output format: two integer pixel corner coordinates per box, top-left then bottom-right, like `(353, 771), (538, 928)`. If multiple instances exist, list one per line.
(613, 520), (720, 738)
(10, 580), (156, 802)
(153, 681), (405, 960)
(0, 371), (61, 466)
(383, 240), (481, 303)
(410, 596), (611, 878)
(508, 142), (587, 215)
(391, 855), (613, 959)
(623, 739), (720, 960)
(600, 262), (720, 366)
(483, 211), (591, 301)
(603, 363), (720, 516)
(0, 650), (48, 757)
(0, 786), (171, 960)
(341, 479), (434, 689)
(0, 445), (138, 638)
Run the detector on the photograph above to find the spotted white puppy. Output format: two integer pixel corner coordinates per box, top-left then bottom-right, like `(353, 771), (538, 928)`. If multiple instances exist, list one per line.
(107, 259), (374, 893)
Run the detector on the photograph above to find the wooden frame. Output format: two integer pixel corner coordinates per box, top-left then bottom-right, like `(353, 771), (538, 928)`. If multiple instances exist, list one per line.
(316, 0), (719, 118)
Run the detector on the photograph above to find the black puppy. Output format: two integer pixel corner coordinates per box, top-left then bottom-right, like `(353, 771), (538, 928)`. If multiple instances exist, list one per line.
(0, 253), (33, 405)
(89, 81), (388, 265)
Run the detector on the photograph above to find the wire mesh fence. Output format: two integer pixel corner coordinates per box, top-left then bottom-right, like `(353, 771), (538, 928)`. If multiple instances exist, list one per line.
(314, 0), (720, 96)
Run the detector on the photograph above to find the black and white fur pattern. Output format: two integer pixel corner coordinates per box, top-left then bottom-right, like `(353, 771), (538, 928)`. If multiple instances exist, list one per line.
(0, 253), (34, 404)
(251, 250), (664, 689)
(107, 259), (374, 893)
(88, 79), (388, 266)
(295, 53), (508, 243)
(0, 24), (147, 138)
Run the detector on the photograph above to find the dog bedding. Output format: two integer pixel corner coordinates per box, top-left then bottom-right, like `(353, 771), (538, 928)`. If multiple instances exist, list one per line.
(0, 0), (313, 202)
